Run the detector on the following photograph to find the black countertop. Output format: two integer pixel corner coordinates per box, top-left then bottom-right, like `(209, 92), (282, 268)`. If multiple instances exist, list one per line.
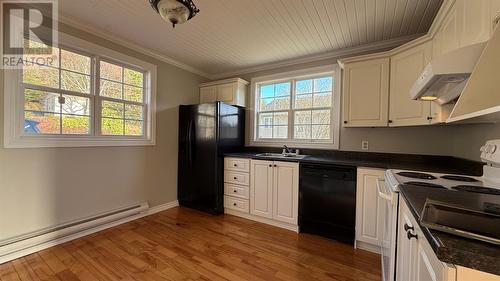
(399, 185), (500, 275)
(225, 148), (484, 176)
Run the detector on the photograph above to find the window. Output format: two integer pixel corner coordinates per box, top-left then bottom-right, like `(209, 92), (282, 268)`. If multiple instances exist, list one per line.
(99, 60), (145, 136)
(4, 32), (157, 148)
(251, 66), (340, 149)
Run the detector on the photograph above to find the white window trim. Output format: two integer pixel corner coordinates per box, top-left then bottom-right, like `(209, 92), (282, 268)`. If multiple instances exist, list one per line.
(249, 65), (341, 150)
(3, 31), (157, 148)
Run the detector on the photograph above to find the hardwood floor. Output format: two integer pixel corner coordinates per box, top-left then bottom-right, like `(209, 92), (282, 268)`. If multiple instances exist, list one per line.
(0, 207), (381, 281)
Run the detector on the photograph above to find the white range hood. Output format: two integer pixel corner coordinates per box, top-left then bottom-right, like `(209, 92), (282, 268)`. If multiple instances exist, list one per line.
(410, 42), (487, 105)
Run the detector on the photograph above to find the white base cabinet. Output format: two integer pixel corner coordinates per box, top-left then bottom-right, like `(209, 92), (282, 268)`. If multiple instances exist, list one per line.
(397, 197), (500, 281)
(355, 168), (386, 253)
(397, 197), (456, 281)
(224, 157), (299, 231)
(223, 158), (250, 214)
(250, 160), (299, 225)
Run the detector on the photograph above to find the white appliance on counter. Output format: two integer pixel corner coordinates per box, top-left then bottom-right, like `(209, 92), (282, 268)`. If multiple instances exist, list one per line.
(379, 139), (500, 281)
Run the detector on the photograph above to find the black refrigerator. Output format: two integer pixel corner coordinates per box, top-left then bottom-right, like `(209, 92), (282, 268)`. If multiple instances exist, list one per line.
(178, 102), (245, 215)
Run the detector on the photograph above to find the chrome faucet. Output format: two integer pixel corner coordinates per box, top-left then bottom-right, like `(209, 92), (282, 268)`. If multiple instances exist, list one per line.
(283, 145), (292, 153)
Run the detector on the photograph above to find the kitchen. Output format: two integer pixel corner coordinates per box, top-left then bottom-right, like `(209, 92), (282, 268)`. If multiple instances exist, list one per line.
(1, 0), (499, 280)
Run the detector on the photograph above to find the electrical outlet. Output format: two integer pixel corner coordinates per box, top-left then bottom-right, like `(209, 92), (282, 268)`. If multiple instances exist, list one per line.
(361, 141), (369, 150)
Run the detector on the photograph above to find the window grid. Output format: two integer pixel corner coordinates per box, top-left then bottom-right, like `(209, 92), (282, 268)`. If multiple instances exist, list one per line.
(97, 59), (146, 137)
(256, 75), (334, 143)
(22, 44), (94, 136)
(21, 40), (147, 138)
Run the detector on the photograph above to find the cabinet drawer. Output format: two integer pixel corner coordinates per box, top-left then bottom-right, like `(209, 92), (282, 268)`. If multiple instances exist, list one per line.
(224, 183), (249, 199)
(224, 196), (249, 213)
(224, 157), (250, 172)
(224, 171), (249, 186)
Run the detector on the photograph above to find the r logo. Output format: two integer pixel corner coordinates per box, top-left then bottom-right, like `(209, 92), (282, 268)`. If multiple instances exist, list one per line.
(1, 1), (58, 56)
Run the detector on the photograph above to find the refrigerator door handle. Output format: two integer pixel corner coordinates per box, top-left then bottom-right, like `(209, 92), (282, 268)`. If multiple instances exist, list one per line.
(188, 120), (196, 162)
(187, 120), (193, 165)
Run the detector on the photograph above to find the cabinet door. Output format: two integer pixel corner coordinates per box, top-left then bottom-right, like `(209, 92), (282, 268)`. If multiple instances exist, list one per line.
(355, 168), (386, 247)
(200, 86), (217, 103)
(342, 57), (390, 127)
(272, 161), (299, 225)
(396, 202), (418, 281)
(457, 0), (491, 48)
(217, 83), (236, 103)
(250, 160), (274, 219)
(389, 42), (433, 127)
(492, 0), (500, 31)
(434, 5), (459, 57)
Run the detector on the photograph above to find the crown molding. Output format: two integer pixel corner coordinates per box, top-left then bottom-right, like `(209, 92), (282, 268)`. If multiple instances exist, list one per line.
(210, 33), (423, 80)
(57, 14), (212, 79)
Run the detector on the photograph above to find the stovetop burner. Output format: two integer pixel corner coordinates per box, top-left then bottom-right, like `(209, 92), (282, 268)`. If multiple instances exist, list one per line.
(397, 172), (437, 180)
(441, 175), (480, 182)
(453, 185), (500, 195)
(406, 181), (446, 189)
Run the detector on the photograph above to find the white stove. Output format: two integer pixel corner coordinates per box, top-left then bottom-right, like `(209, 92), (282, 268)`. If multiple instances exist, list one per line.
(380, 139), (500, 281)
(385, 139), (500, 195)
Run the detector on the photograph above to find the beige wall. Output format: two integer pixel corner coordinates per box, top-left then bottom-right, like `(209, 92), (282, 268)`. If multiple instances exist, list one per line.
(239, 60), (500, 161)
(0, 23), (207, 240)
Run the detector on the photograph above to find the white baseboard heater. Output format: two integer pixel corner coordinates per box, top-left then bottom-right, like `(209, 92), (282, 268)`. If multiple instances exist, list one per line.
(0, 202), (149, 264)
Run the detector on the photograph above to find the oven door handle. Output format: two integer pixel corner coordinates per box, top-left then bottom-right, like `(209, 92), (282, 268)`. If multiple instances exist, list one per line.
(376, 178), (394, 204)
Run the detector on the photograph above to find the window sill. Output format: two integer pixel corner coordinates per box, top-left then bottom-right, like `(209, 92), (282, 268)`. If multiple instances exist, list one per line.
(3, 136), (155, 148)
(249, 140), (339, 150)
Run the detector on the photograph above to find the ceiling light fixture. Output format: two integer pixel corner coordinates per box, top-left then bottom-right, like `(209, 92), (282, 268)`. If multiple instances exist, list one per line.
(149, 0), (200, 28)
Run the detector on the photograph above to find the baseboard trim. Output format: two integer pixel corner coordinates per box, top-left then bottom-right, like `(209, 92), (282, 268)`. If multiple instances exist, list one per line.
(0, 200), (179, 264)
(224, 209), (299, 233)
(355, 240), (381, 254)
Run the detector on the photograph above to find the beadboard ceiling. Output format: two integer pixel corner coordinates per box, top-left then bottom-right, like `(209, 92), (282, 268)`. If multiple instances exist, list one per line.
(58, 0), (443, 78)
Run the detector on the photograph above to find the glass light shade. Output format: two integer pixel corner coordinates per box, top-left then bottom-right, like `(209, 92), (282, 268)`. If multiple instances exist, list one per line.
(157, 0), (190, 27)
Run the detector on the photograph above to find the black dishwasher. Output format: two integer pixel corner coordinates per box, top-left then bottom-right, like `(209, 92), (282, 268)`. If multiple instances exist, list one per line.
(299, 163), (357, 244)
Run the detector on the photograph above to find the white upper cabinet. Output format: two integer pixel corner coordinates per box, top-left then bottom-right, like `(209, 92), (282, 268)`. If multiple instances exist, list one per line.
(434, 0), (497, 57)
(389, 41), (434, 126)
(456, 0), (492, 48)
(199, 86), (217, 104)
(342, 56), (390, 127)
(433, 5), (459, 57)
(492, 0), (500, 28)
(199, 78), (249, 107)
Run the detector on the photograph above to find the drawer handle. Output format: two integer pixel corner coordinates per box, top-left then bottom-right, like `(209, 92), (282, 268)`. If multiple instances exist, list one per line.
(233, 203), (237, 206)
(407, 231), (418, 240)
(404, 223), (414, 232)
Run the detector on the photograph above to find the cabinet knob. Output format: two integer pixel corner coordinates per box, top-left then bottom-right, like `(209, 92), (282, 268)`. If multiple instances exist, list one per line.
(269, 164), (272, 167)
(233, 203), (237, 206)
(274, 164), (277, 167)
(388, 120), (393, 124)
(404, 223), (414, 232)
(233, 164), (238, 167)
(427, 116), (433, 121)
(344, 121), (348, 124)
(233, 190), (237, 193)
(233, 177), (237, 180)
(407, 231), (418, 240)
